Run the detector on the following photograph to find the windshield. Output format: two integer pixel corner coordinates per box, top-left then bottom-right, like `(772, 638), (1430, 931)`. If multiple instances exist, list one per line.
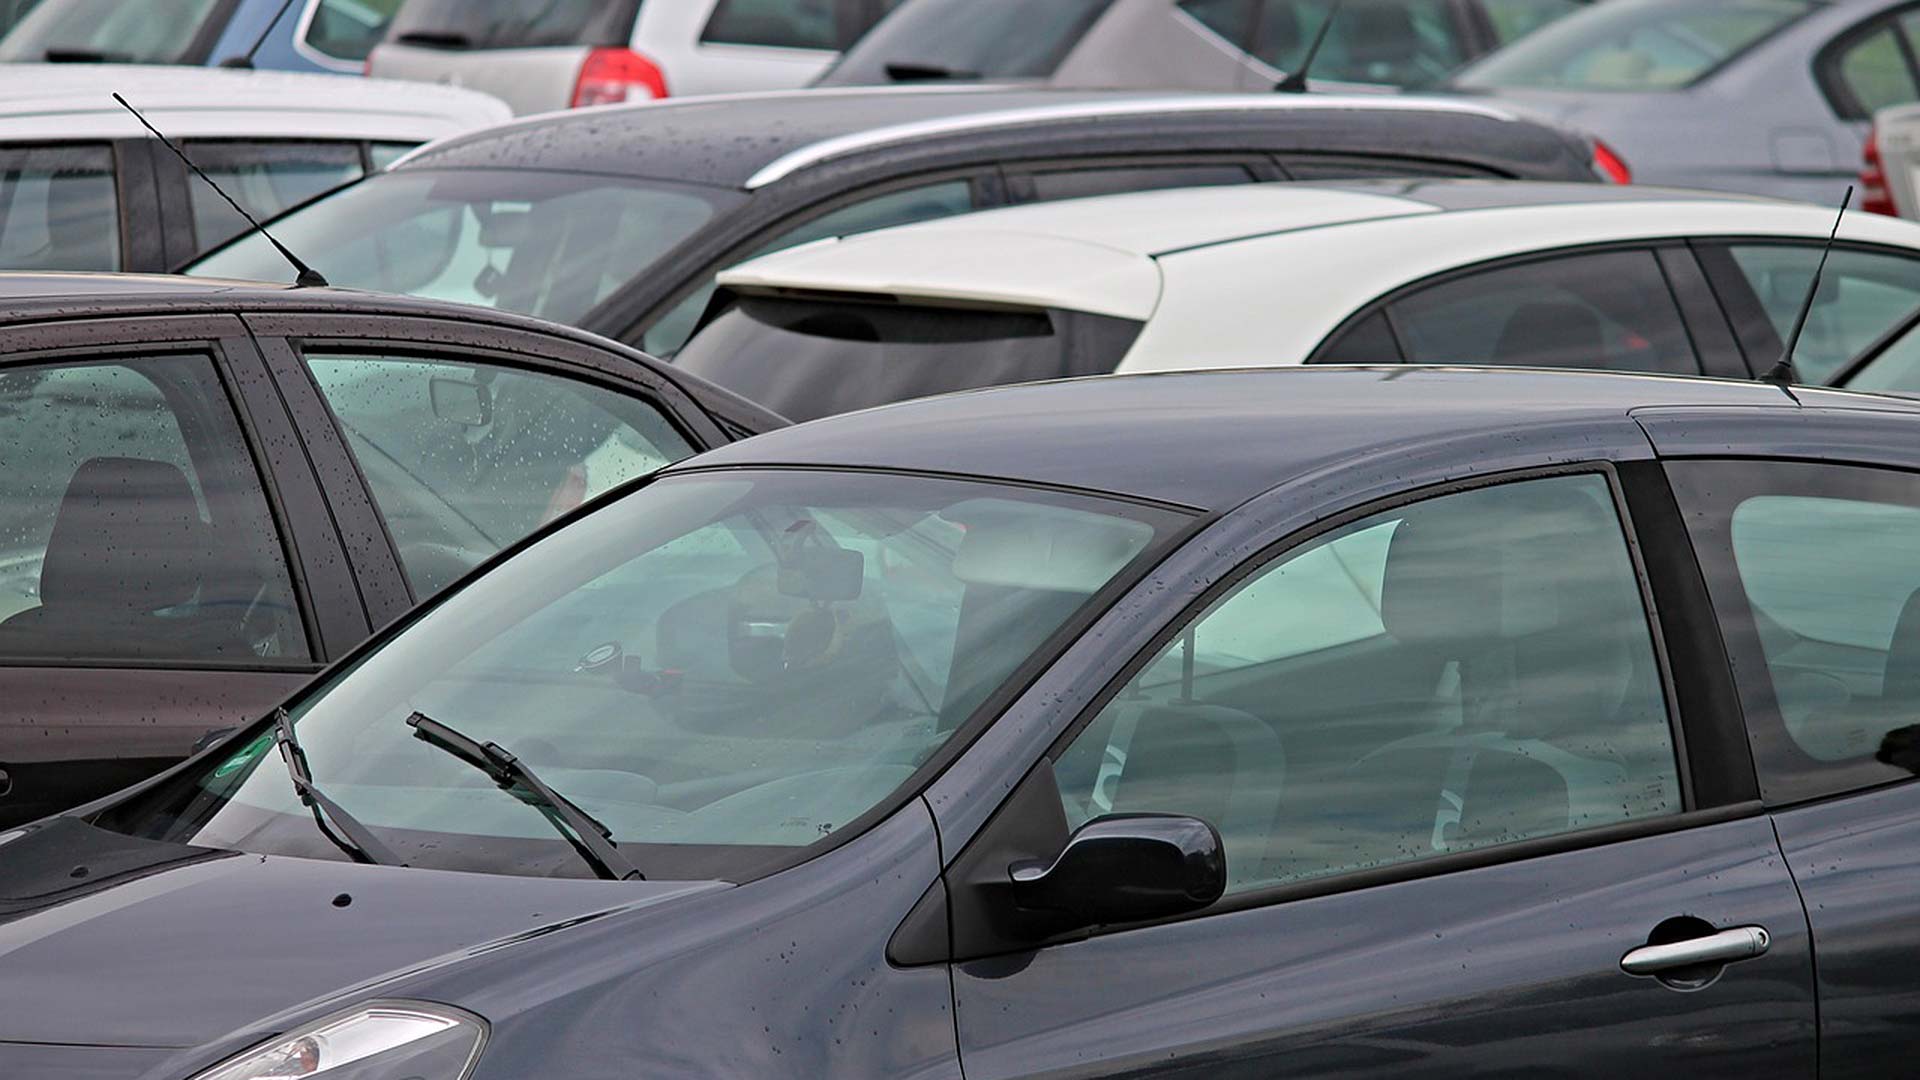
(1453, 0), (1815, 91)
(818, 0), (1115, 84)
(386, 0), (641, 49)
(102, 471), (1178, 880)
(0, 0), (233, 63)
(187, 169), (735, 326)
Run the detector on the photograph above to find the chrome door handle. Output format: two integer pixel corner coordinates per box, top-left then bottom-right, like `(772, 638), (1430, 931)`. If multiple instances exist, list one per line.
(1620, 926), (1771, 976)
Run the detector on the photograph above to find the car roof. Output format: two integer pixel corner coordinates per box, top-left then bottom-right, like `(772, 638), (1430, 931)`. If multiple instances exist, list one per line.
(712, 181), (1906, 320)
(676, 367), (1919, 512)
(0, 64), (509, 141)
(394, 86), (1550, 189)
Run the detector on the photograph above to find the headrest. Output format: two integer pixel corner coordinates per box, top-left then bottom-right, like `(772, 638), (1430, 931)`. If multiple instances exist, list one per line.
(40, 457), (207, 612)
(949, 500), (1152, 594)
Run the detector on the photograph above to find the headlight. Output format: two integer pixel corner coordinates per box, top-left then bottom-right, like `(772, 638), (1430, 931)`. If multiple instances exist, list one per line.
(190, 1002), (486, 1080)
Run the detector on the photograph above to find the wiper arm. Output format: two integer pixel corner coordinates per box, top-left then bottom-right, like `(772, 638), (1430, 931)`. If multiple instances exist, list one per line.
(883, 61), (981, 81)
(274, 709), (401, 866)
(406, 711), (644, 881)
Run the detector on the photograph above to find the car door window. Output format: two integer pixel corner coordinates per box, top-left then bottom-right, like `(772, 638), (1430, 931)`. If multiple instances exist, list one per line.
(1827, 17), (1920, 117)
(1480, 0), (1584, 45)
(1722, 244), (1920, 384)
(1017, 162), (1257, 204)
(1669, 460), (1920, 802)
(1183, 0), (1467, 87)
(0, 355), (305, 663)
(1051, 472), (1680, 894)
(303, 354), (694, 600)
(702, 0), (878, 50)
(1387, 249), (1701, 374)
(641, 179), (977, 356)
(0, 144), (118, 271)
(301, 0), (400, 63)
(181, 141), (365, 255)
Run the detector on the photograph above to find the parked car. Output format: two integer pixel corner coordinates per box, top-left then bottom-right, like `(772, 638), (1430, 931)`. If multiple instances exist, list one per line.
(187, 88), (1614, 358)
(676, 180), (1920, 420)
(0, 0), (399, 73)
(367, 0), (899, 115)
(0, 64), (505, 274)
(12, 366), (1920, 1076)
(0, 273), (778, 828)
(817, 0), (1591, 92)
(1445, 0), (1920, 203)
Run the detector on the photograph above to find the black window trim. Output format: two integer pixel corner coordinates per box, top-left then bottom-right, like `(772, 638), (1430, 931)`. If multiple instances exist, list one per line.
(1000, 152), (1280, 202)
(1814, 0), (1920, 121)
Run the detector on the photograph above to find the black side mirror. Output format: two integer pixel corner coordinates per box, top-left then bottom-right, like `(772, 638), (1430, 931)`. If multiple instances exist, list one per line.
(1009, 813), (1224, 929)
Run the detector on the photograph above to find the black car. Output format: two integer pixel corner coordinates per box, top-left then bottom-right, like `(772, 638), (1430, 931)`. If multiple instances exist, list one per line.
(186, 86), (1612, 357)
(8, 366), (1920, 1077)
(0, 273), (776, 827)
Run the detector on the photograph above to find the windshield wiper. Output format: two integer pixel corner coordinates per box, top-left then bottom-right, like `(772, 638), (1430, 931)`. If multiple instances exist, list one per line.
(406, 712), (644, 881)
(274, 709), (401, 866)
(44, 47), (133, 62)
(883, 61), (981, 81)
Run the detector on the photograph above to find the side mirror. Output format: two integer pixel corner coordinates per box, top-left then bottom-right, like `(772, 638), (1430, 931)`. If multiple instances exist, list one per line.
(1009, 813), (1224, 929)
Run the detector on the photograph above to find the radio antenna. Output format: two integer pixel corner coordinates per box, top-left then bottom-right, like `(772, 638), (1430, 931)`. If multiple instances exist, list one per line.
(1761, 185), (1852, 388)
(113, 93), (327, 288)
(218, 0), (301, 69)
(1276, 0), (1344, 93)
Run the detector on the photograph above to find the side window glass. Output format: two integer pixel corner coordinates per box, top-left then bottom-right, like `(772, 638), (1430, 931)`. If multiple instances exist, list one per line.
(0, 356), (306, 663)
(1311, 310), (1403, 363)
(1480, 0), (1584, 45)
(367, 142), (415, 171)
(1245, 0), (1466, 87)
(0, 144), (119, 271)
(1832, 21), (1920, 116)
(1669, 460), (1920, 801)
(1178, 0), (1258, 48)
(641, 179), (976, 356)
(302, 0), (401, 62)
(1724, 244), (1920, 384)
(180, 141), (365, 255)
(1388, 250), (1700, 374)
(702, 0), (850, 50)
(304, 354), (695, 600)
(1020, 163), (1257, 204)
(1280, 154), (1499, 180)
(1052, 473), (1679, 895)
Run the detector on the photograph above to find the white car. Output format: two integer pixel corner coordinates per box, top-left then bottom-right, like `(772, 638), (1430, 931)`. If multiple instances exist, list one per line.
(0, 63), (507, 273)
(674, 180), (1920, 420)
(368, 0), (897, 116)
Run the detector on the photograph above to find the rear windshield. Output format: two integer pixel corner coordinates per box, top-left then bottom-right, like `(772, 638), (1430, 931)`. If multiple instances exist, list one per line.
(187, 168), (737, 326)
(385, 0), (641, 50)
(817, 0), (1116, 84)
(1453, 0), (1816, 91)
(0, 0), (235, 63)
(675, 295), (1143, 422)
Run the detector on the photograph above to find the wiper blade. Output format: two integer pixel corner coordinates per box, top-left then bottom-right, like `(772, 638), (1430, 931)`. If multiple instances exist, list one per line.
(406, 711), (644, 881)
(395, 30), (473, 48)
(44, 47), (132, 63)
(274, 709), (401, 866)
(883, 61), (981, 81)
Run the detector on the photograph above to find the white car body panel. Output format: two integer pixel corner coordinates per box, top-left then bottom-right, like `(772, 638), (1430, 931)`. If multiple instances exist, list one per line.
(1875, 102), (1920, 221)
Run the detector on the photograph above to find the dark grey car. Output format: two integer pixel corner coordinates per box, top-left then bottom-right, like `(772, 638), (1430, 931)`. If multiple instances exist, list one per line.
(185, 86), (1610, 357)
(8, 367), (1920, 1076)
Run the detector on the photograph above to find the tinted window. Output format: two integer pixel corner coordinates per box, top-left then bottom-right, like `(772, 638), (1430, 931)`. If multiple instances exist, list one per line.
(676, 296), (1143, 421)
(818, 0), (1115, 84)
(702, 0), (881, 50)
(0, 144), (118, 271)
(1832, 21), (1920, 116)
(181, 141), (365, 255)
(304, 0), (401, 62)
(1669, 460), (1920, 802)
(1842, 320), (1920, 393)
(1280, 153), (1502, 180)
(0, 0), (232, 62)
(0, 356), (304, 663)
(1724, 245), (1920, 385)
(1456, 0), (1815, 91)
(1481, 0), (1584, 44)
(1022, 163), (1256, 203)
(385, 0), (640, 49)
(1313, 310), (1402, 363)
(304, 354), (694, 600)
(188, 169), (732, 327)
(1186, 0), (1469, 88)
(108, 471), (1175, 879)
(1388, 250), (1700, 373)
(0, 0), (42, 36)
(643, 179), (976, 357)
(1052, 473), (1678, 895)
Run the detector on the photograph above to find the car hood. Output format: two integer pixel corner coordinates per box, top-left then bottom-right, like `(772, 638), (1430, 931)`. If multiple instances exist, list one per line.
(0, 818), (719, 1051)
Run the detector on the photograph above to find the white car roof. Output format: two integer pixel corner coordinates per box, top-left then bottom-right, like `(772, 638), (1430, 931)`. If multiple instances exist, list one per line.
(0, 65), (510, 142)
(715, 181), (1920, 367)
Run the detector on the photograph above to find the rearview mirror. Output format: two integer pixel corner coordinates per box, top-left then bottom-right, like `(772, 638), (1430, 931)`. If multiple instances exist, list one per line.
(1009, 813), (1224, 929)
(429, 377), (493, 427)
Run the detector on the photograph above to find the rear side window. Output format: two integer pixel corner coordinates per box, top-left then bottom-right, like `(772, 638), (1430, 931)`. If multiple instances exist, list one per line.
(1719, 244), (1920, 385)
(702, 0), (884, 51)
(1019, 162), (1257, 203)
(0, 144), (118, 271)
(1455, 0), (1816, 91)
(303, 0), (401, 62)
(675, 296), (1142, 421)
(1481, 0), (1585, 44)
(385, 0), (640, 49)
(1822, 11), (1920, 119)
(0, 0), (236, 63)
(1385, 249), (1700, 374)
(180, 141), (365, 255)
(818, 0), (1114, 84)
(1183, 0), (1469, 87)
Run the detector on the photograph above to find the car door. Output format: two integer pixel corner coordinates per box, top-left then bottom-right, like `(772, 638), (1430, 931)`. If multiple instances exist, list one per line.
(0, 315), (362, 826)
(1649, 435), (1920, 1079)
(933, 466), (1814, 1077)
(240, 312), (743, 626)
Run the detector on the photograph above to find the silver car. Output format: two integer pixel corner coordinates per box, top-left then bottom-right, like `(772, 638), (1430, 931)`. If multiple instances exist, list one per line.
(1448, 0), (1920, 202)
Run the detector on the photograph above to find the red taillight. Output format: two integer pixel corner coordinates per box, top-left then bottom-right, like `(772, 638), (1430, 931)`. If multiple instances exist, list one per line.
(1591, 138), (1632, 184)
(1862, 125), (1899, 216)
(363, 44), (378, 76)
(571, 47), (667, 108)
